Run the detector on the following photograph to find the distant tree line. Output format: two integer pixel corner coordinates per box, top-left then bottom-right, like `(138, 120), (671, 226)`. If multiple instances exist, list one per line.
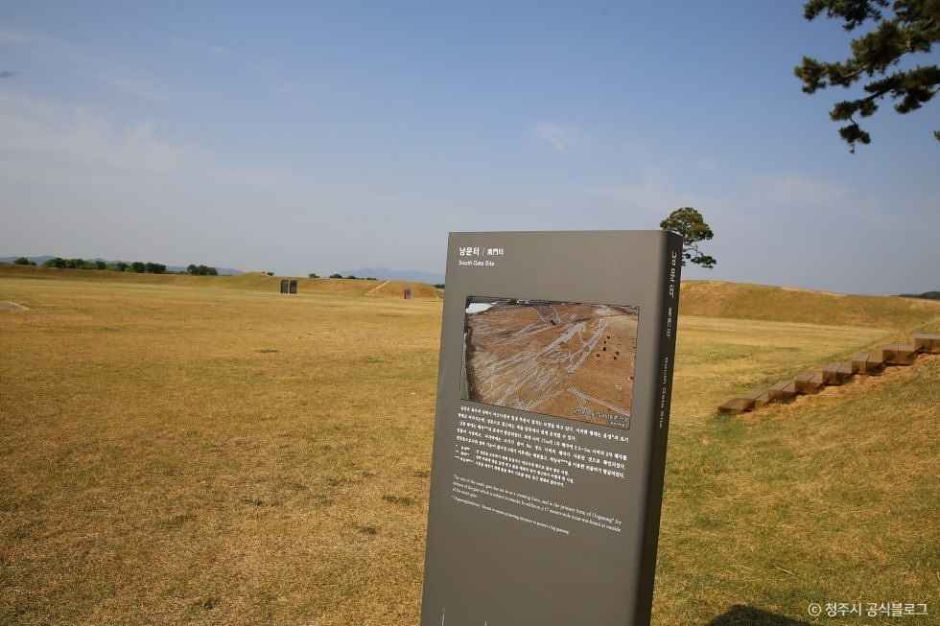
(38, 257), (166, 273)
(13, 256), (223, 276)
(326, 273), (378, 280)
(186, 264), (218, 276)
(900, 290), (940, 301)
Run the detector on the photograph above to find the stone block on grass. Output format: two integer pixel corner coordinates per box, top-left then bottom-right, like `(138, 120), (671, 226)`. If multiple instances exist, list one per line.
(851, 351), (885, 375)
(880, 344), (918, 366)
(913, 333), (940, 354)
(822, 361), (854, 385)
(768, 380), (797, 403)
(748, 389), (772, 408)
(794, 371), (825, 394)
(718, 397), (755, 415)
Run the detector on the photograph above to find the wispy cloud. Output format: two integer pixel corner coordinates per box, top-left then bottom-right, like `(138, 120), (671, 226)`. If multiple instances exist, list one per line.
(99, 72), (169, 103)
(532, 122), (581, 153)
(0, 28), (170, 103)
(168, 36), (231, 57)
(0, 29), (35, 45)
(0, 91), (443, 274)
(0, 93), (189, 174)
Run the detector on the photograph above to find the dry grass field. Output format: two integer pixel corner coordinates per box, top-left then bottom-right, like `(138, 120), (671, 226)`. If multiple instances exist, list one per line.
(1, 268), (938, 625)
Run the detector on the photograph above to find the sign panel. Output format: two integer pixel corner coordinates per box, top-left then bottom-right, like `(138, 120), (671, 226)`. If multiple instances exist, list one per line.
(421, 231), (682, 626)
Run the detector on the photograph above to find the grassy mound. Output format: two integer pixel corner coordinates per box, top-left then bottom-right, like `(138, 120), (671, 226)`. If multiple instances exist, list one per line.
(658, 355), (939, 625)
(681, 280), (940, 330)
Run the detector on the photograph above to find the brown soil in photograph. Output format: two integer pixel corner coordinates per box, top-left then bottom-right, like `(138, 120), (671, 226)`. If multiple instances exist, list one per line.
(464, 300), (638, 429)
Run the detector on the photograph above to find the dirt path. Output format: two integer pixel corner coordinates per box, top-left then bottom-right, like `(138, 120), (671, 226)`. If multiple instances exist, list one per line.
(365, 280), (390, 296)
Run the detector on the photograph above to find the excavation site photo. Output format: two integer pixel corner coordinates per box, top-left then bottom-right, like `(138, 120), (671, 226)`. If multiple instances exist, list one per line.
(462, 297), (639, 429)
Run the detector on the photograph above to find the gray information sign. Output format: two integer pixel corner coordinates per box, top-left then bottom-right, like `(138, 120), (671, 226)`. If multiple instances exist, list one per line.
(421, 231), (682, 626)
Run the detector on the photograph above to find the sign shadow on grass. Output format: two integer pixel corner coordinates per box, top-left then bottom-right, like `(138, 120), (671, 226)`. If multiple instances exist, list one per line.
(708, 604), (814, 626)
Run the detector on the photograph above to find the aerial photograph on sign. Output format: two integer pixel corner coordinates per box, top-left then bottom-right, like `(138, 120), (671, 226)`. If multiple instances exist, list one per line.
(462, 297), (639, 429)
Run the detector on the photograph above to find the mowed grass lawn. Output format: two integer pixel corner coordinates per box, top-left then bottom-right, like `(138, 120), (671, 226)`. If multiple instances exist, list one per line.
(1, 275), (938, 625)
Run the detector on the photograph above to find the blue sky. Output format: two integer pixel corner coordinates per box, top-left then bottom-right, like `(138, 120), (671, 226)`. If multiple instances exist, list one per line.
(1, 1), (937, 293)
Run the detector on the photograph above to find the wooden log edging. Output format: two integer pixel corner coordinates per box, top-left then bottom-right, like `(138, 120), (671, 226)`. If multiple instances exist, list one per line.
(717, 333), (940, 415)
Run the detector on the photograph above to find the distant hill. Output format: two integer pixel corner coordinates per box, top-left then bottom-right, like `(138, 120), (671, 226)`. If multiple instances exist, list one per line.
(339, 267), (444, 285)
(5, 264), (938, 322)
(0, 255), (56, 266)
(900, 290), (940, 301)
(0, 255), (243, 276)
(0, 265), (442, 299)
